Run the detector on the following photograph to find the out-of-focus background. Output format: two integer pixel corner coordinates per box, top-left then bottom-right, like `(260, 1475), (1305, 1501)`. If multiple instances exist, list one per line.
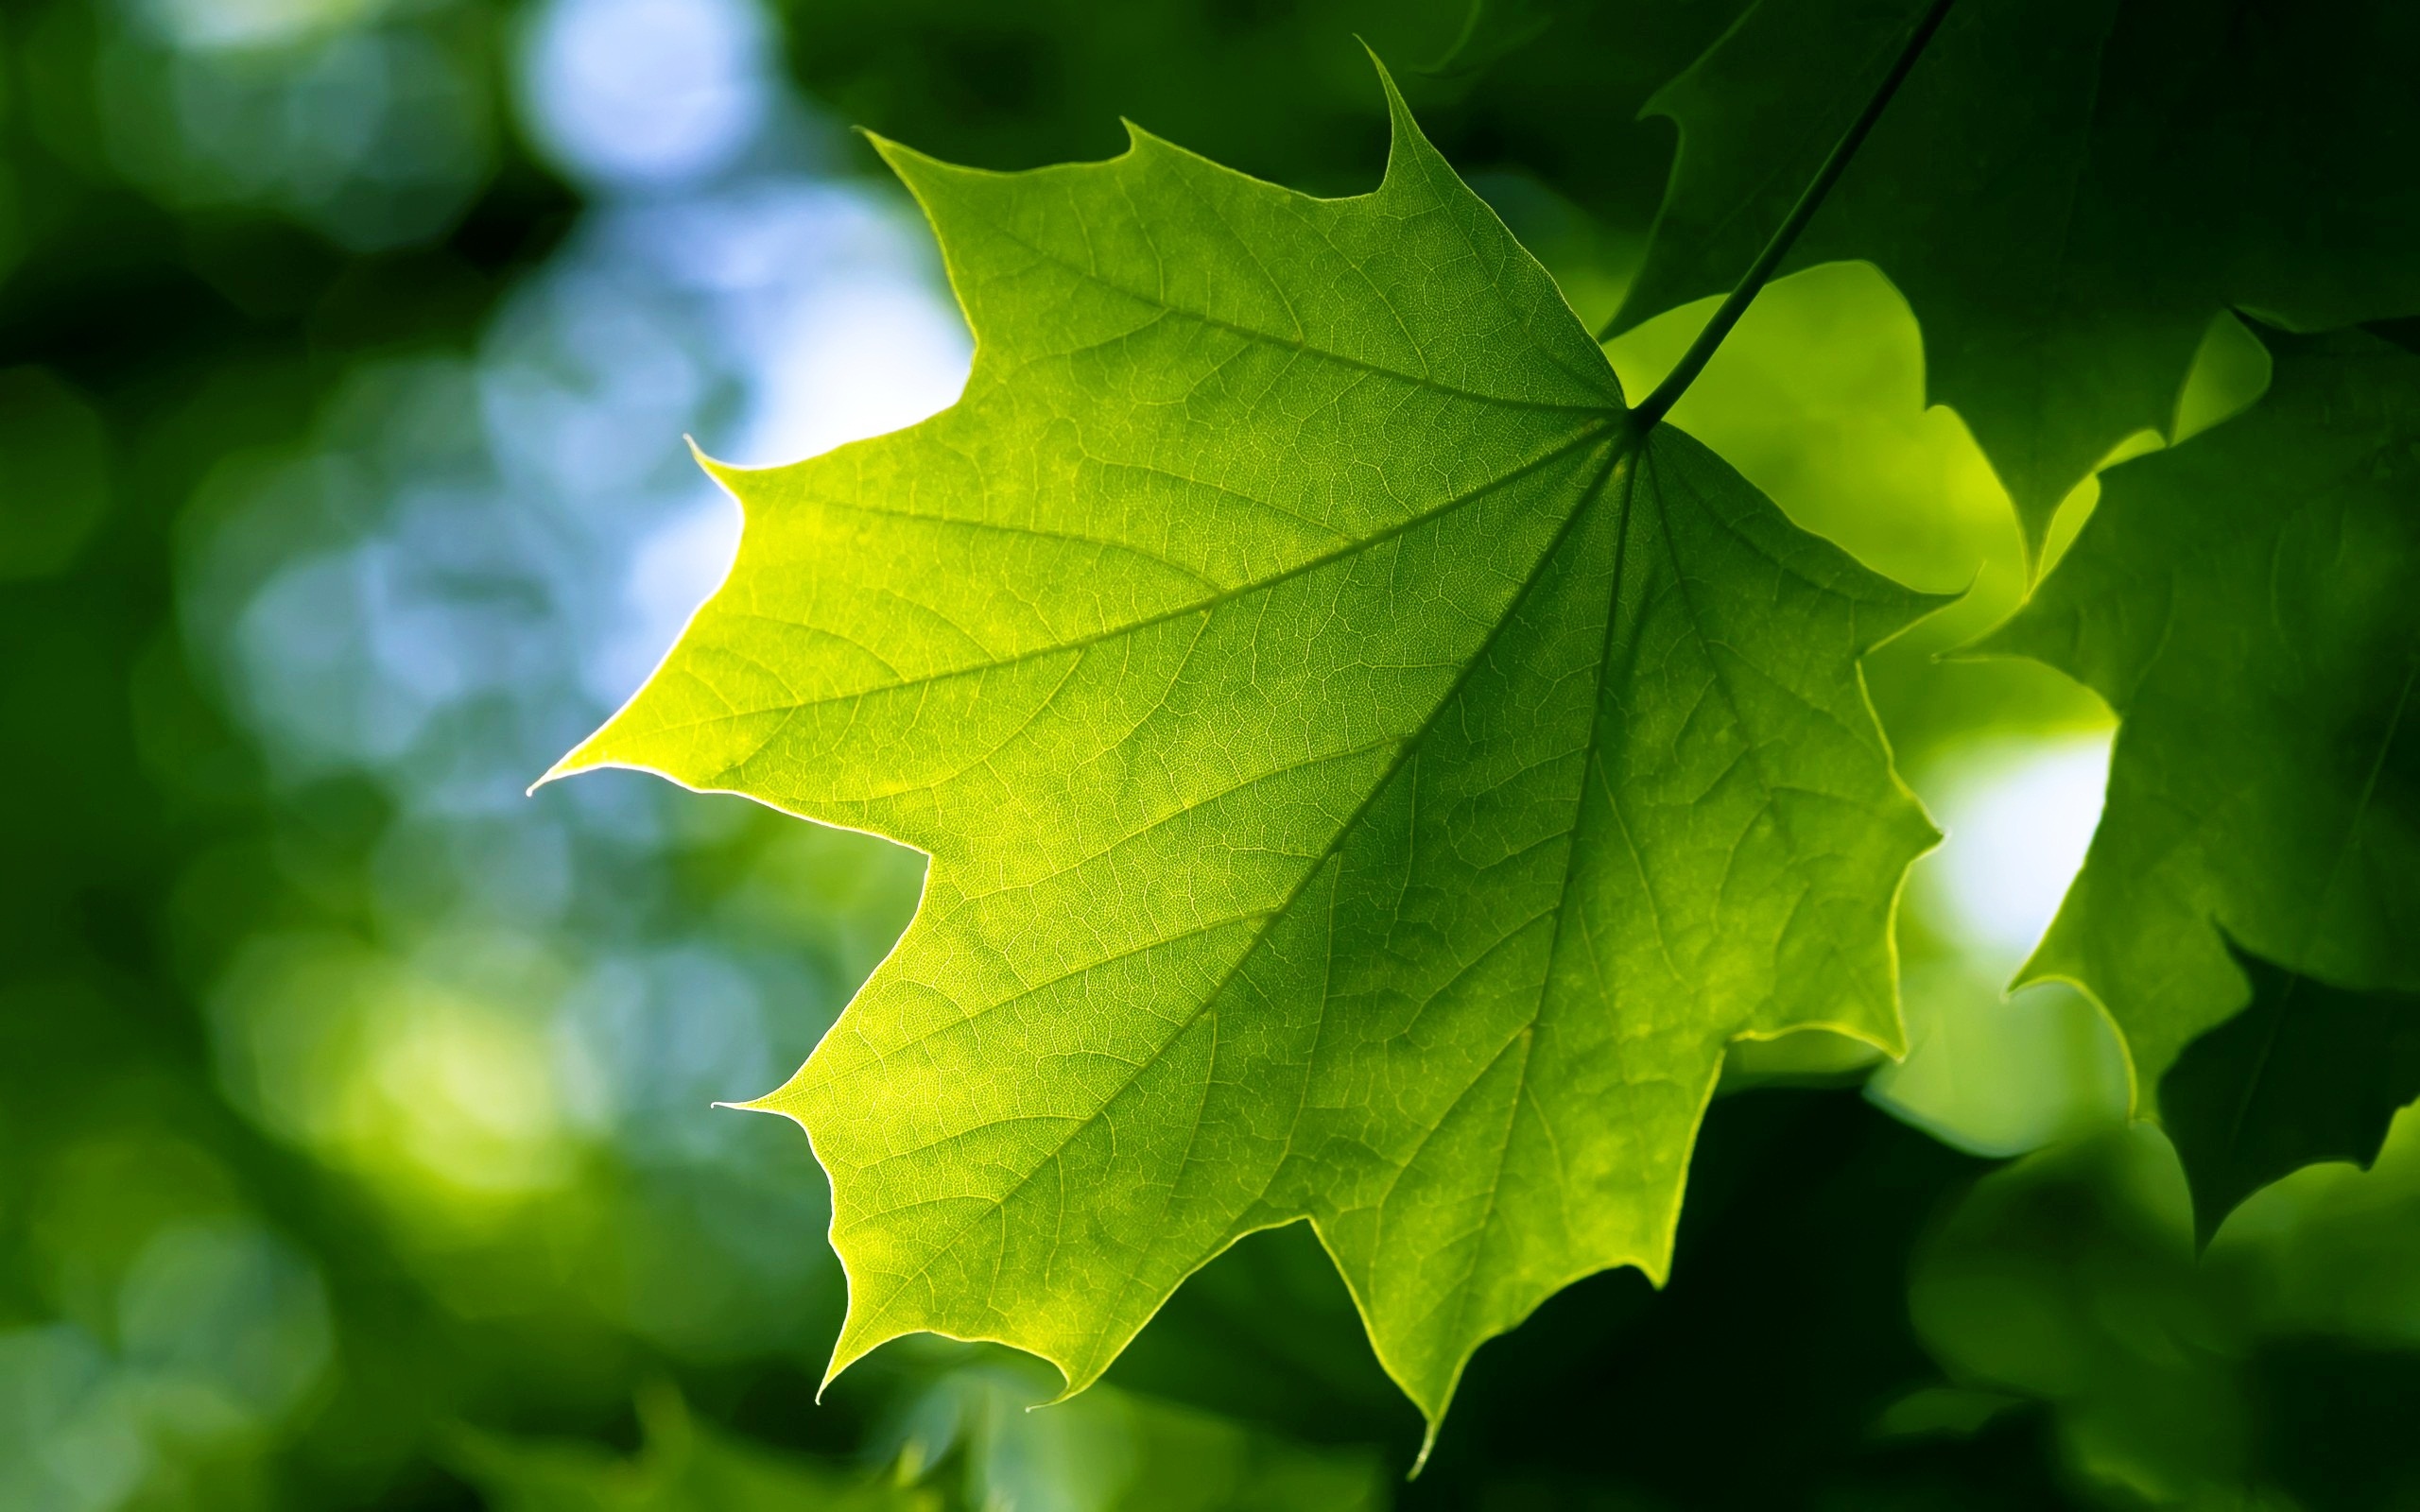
(7, 1), (2420, 1506)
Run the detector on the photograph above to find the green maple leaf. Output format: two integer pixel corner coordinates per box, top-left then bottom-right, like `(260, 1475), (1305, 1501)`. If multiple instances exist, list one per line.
(1613, 0), (2420, 556)
(547, 66), (1938, 1435)
(1986, 328), (2420, 1227)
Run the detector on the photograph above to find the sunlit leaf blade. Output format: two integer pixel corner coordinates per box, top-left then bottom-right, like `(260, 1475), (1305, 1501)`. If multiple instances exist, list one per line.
(2162, 938), (2420, 1247)
(1615, 0), (2420, 557)
(1988, 328), (2420, 1185)
(549, 64), (1939, 1435)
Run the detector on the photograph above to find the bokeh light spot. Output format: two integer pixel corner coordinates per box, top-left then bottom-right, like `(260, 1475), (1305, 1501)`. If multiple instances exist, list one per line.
(515, 0), (773, 189)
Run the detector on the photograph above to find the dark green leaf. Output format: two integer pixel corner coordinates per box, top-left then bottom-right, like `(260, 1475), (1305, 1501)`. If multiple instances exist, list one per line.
(2160, 938), (2420, 1246)
(783, 0), (1748, 237)
(1616, 0), (2420, 553)
(1986, 327), (2420, 1156)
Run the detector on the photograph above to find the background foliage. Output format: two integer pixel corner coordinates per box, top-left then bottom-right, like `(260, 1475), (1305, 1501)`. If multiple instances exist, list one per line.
(2, 0), (2412, 1506)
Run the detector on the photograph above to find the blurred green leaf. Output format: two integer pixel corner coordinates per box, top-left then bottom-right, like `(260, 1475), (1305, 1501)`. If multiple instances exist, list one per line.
(895, 1362), (1389, 1512)
(456, 1386), (930, 1512)
(1986, 329), (2420, 1220)
(1908, 1127), (2256, 1505)
(1871, 1384), (2024, 1441)
(552, 65), (1936, 1434)
(1910, 1123), (2420, 1508)
(1418, 0), (1571, 79)
(1615, 0), (2420, 555)
(458, 1372), (1384, 1512)
(0, 365), (109, 580)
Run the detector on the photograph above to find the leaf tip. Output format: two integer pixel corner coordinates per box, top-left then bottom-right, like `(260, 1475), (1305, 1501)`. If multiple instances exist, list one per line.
(715, 1086), (808, 1131)
(1357, 37), (1414, 131)
(859, 129), (957, 203)
(1938, 596), (2034, 664)
(2011, 496), (2064, 584)
(821, 1311), (914, 1403)
(1867, 581), (1962, 657)
(1356, 38), (1446, 196)
(1026, 1361), (1086, 1414)
(527, 741), (601, 798)
(683, 434), (747, 490)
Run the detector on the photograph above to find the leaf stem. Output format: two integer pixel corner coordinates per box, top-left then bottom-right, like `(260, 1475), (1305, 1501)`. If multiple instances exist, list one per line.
(1620, 0), (1957, 430)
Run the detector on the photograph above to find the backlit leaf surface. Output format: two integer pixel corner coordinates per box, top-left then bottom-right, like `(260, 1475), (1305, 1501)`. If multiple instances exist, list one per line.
(551, 70), (1937, 1432)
